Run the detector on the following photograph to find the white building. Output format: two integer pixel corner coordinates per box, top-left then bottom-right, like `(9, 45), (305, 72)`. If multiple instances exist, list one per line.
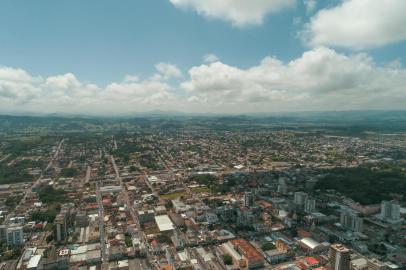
(304, 198), (316, 213)
(155, 215), (175, 232)
(294, 192), (308, 206)
(380, 201), (401, 222)
(6, 226), (24, 246)
(340, 209), (363, 233)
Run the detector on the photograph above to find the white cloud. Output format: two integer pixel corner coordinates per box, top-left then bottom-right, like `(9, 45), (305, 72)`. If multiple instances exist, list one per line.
(203, 54), (219, 63)
(169, 0), (296, 27)
(155, 63), (182, 79)
(182, 47), (406, 112)
(303, 0), (316, 14)
(0, 66), (41, 103)
(303, 0), (406, 49)
(1, 50), (406, 114)
(44, 73), (81, 90)
(124, 74), (139, 82)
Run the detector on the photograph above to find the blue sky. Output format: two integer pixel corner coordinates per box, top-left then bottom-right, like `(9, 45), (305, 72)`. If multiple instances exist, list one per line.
(0, 0), (406, 114)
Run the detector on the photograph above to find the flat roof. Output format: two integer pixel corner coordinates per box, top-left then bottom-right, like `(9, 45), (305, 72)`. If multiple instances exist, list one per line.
(155, 215), (174, 232)
(27, 255), (41, 269)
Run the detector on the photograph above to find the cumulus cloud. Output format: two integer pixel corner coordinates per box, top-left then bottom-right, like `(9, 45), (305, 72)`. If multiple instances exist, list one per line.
(169, 0), (296, 27)
(0, 66), (41, 103)
(1, 49), (406, 114)
(155, 63), (182, 79)
(303, 0), (406, 49)
(182, 47), (406, 112)
(203, 54), (219, 63)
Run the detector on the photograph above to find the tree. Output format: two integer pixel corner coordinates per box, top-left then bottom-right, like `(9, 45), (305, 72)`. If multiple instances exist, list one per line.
(60, 168), (79, 177)
(223, 254), (233, 265)
(261, 242), (275, 251)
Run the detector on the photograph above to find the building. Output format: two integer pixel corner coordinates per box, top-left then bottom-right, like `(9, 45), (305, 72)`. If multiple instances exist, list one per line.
(100, 185), (122, 194)
(138, 210), (155, 227)
(27, 254), (41, 270)
(340, 210), (363, 233)
(0, 225), (6, 243)
(328, 244), (350, 270)
(54, 211), (69, 243)
(277, 178), (288, 195)
(298, 237), (324, 254)
(380, 201), (402, 224)
(367, 258), (387, 270)
(244, 192), (254, 208)
(6, 226), (24, 246)
(264, 249), (288, 264)
(229, 239), (264, 269)
(294, 192), (308, 207)
(172, 199), (188, 213)
(155, 215), (175, 232)
(305, 198), (316, 213)
(237, 208), (255, 227)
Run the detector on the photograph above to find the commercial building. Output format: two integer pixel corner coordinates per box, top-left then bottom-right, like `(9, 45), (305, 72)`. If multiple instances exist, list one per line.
(138, 210), (155, 227)
(304, 198), (316, 213)
(6, 226), (24, 246)
(54, 214), (67, 242)
(229, 239), (264, 269)
(244, 192), (254, 208)
(340, 210), (363, 233)
(294, 192), (308, 207)
(155, 215), (175, 232)
(367, 258), (387, 270)
(328, 244), (350, 270)
(380, 201), (402, 224)
(100, 185), (122, 194)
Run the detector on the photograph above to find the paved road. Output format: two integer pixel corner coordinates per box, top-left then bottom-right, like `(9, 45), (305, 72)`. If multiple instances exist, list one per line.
(96, 181), (109, 266)
(85, 166), (92, 184)
(110, 155), (150, 257)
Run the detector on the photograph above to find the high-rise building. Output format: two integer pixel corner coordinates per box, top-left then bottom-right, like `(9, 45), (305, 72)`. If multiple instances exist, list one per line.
(278, 178), (288, 195)
(6, 226), (24, 246)
(294, 192), (308, 206)
(304, 198), (316, 213)
(54, 214), (67, 242)
(244, 192), (254, 208)
(380, 201), (401, 222)
(328, 244), (350, 270)
(340, 210), (363, 233)
(0, 225), (6, 243)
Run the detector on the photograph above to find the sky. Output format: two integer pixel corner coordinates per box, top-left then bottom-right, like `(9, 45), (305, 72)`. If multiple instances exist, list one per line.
(0, 0), (406, 115)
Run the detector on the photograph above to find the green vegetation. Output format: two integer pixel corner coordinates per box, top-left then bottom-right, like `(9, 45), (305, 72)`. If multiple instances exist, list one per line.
(189, 174), (236, 194)
(316, 166), (406, 205)
(37, 185), (67, 204)
(192, 186), (211, 193)
(222, 254), (233, 265)
(137, 152), (160, 170)
(0, 246), (22, 260)
(60, 168), (79, 177)
(157, 234), (172, 244)
(160, 192), (187, 200)
(0, 163), (34, 185)
(261, 242), (275, 251)
(125, 235), (133, 247)
(31, 209), (59, 223)
(5, 194), (23, 209)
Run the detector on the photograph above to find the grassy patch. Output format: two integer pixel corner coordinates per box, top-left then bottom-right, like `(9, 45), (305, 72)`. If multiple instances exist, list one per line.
(160, 192), (187, 200)
(192, 187), (211, 193)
